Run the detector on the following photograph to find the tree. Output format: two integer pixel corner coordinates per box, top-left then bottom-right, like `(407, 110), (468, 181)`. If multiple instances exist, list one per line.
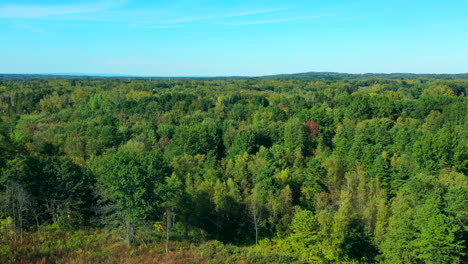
(157, 174), (183, 253)
(212, 178), (243, 242)
(286, 210), (322, 261)
(284, 118), (307, 153)
(226, 129), (257, 157)
(381, 176), (464, 263)
(168, 121), (221, 157)
(41, 157), (93, 227)
(96, 150), (171, 245)
(0, 182), (32, 242)
(1, 156), (92, 229)
(247, 186), (266, 245)
(305, 120), (320, 138)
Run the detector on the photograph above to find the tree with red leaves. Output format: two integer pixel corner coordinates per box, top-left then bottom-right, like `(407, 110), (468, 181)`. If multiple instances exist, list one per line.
(305, 120), (320, 138)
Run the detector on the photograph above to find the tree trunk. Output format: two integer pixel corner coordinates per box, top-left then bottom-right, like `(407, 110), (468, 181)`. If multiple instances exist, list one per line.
(255, 223), (258, 245)
(19, 208), (22, 243)
(33, 210), (40, 234)
(11, 187), (17, 241)
(125, 218), (135, 246)
(165, 208), (171, 254)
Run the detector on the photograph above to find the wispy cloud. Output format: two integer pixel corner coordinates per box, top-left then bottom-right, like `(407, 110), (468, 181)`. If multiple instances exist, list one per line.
(132, 7), (291, 29)
(0, 0), (125, 19)
(159, 7), (290, 24)
(82, 6), (292, 27)
(0, 1), (337, 29)
(224, 14), (338, 26)
(143, 24), (180, 29)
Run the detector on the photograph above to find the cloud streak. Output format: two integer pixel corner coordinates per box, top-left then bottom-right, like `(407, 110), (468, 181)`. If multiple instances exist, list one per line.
(223, 14), (338, 26)
(136, 7), (291, 28)
(0, 1), (336, 29)
(0, 0), (125, 18)
(159, 7), (290, 24)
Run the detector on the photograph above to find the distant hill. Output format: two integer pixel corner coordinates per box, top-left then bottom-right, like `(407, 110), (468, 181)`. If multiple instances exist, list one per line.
(261, 72), (468, 80)
(1, 72), (468, 80)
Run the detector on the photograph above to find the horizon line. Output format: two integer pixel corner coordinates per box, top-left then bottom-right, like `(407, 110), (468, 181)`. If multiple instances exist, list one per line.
(1, 71), (468, 79)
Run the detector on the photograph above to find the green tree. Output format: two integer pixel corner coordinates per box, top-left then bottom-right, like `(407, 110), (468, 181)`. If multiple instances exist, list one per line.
(96, 150), (171, 245)
(284, 118), (307, 153)
(168, 120), (221, 157)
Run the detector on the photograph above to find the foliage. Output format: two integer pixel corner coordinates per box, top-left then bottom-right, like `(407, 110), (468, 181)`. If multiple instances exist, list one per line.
(0, 75), (466, 262)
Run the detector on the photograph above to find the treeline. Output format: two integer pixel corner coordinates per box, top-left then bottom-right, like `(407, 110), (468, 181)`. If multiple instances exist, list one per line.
(264, 72), (468, 80)
(0, 76), (467, 263)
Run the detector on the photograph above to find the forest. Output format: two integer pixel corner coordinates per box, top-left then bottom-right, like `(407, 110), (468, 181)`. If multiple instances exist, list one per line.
(0, 74), (466, 263)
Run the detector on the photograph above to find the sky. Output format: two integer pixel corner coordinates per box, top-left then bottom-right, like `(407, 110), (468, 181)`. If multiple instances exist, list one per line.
(1, 0), (467, 76)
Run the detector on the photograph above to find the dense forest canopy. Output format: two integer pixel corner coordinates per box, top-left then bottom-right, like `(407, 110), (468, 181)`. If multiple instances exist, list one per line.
(0, 75), (467, 263)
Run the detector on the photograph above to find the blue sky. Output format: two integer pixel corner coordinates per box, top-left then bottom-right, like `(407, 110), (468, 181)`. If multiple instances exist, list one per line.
(1, 0), (467, 76)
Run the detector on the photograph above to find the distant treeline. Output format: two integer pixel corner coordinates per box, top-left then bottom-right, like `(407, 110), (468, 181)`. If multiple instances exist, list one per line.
(263, 71), (468, 80)
(1, 71), (468, 80)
